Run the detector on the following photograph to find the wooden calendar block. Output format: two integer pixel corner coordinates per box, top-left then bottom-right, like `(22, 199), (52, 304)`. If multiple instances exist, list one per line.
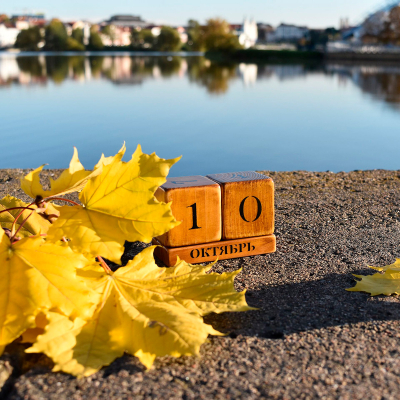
(206, 171), (274, 240)
(154, 176), (222, 247)
(152, 235), (276, 266)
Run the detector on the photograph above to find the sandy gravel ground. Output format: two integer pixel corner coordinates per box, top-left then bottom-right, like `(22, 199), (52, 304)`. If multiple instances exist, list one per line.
(1, 168), (400, 400)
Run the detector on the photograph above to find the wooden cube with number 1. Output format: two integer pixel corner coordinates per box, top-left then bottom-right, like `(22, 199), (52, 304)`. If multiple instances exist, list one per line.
(154, 176), (222, 247)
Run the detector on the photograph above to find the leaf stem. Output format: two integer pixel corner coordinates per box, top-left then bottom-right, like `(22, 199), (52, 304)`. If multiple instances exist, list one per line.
(11, 202), (35, 236)
(97, 256), (113, 275)
(0, 206), (36, 215)
(11, 210), (34, 242)
(44, 197), (80, 206)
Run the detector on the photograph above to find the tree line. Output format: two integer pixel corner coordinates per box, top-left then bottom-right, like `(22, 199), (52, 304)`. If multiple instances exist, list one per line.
(15, 18), (242, 52)
(362, 6), (400, 45)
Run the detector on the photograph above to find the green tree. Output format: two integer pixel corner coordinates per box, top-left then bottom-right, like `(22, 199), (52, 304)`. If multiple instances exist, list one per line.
(187, 19), (203, 51)
(66, 37), (85, 51)
(71, 28), (84, 44)
(131, 29), (155, 48)
(202, 19), (241, 52)
(155, 26), (181, 51)
(15, 26), (42, 51)
(102, 25), (116, 45)
(88, 27), (104, 50)
(44, 19), (68, 51)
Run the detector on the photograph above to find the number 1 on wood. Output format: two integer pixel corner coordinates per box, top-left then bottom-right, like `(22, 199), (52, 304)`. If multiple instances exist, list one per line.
(187, 203), (201, 230)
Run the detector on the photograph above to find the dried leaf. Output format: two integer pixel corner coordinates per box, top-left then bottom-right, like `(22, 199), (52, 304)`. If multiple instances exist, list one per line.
(47, 145), (180, 263)
(347, 259), (400, 296)
(0, 229), (95, 348)
(27, 247), (251, 376)
(20, 148), (97, 199)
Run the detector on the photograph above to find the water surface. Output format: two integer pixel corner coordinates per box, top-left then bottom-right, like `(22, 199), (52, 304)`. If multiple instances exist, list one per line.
(1, 52), (400, 176)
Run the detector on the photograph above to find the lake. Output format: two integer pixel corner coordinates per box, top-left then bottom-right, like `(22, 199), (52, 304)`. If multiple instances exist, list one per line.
(1, 52), (400, 176)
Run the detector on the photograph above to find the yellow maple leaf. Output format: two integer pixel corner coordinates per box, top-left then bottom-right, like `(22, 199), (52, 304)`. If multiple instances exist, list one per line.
(46, 145), (180, 263)
(27, 246), (252, 376)
(348, 260), (400, 296)
(0, 229), (95, 348)
(0, 196), (52, 237)
(20, 147), (96, 199)
(94, 143), (126, 169)
(367, 259), (400, 272)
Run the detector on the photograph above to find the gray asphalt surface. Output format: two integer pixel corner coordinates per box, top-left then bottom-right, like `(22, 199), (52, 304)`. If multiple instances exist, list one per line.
(1, 168), (400, 399)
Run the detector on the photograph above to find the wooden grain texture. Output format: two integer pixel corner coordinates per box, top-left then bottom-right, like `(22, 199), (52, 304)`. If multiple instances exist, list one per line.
(207, 171), (274, 240)
(154, 176), (222, 247)
(152, 234), (276, 266)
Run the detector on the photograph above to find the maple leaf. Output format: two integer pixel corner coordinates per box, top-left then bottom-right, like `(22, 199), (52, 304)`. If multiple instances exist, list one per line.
(94, 143), (126, 169)
(0, 228), (95, 348)
(20, 147), (98, 199)
(347, 260), (400, 296)
(0, 196), (53, 237)
(27, 246), (252, 376)
(46, 145), (180, 263)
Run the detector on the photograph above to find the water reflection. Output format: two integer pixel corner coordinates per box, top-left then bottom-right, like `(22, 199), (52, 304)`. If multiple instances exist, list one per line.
(2, 54), (400, 108)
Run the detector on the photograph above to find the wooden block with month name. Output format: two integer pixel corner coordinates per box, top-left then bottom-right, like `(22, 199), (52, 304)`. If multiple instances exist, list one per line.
(153, 235), (276, 266)
(206, 171), (274, 240)
(154, 175), (222, 247)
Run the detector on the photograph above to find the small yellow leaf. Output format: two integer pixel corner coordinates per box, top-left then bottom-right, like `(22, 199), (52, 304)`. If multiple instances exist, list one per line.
(368, 259), (400, 272)
(0, 196), (52, 237)
(347, 269), (400, 296)
(347, 259), (400, 296)
(47, 145), (180, 263)
(20, 148), (98, 199)
(0, 229), (95, 348)
(28, 246), (250, 376)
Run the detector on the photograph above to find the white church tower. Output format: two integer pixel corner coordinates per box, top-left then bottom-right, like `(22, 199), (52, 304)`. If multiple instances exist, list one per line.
(238, 18), (258, 48)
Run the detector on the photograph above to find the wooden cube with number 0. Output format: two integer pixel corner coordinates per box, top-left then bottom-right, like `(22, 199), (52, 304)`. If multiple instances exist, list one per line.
(206, 171), (274, 240)
(154, 176), (222, 247)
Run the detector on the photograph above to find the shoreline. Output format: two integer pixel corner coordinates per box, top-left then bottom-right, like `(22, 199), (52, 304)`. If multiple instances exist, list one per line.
(4, 48), (400, 64)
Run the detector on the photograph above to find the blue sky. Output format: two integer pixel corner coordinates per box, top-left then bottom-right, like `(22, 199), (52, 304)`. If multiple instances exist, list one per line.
(2, 0), (389, 28)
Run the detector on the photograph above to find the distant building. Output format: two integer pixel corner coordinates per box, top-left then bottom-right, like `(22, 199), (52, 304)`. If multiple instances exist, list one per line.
(101, 25), (131, 46)
(257, 23), (274, 42)
(176, 26), (188, 44)
(11, 14), (46, 30)
(238, 18), (258, 48)
(339, 18), (350, 30)
(71, 21), (91, 45)
(270, 23), (309, 42)
(0, 24), (20, 48)
(103, 15), (148, 29)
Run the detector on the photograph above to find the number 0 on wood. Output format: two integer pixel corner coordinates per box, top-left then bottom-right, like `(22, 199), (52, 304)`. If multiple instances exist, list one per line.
(239, 196), (262, 222)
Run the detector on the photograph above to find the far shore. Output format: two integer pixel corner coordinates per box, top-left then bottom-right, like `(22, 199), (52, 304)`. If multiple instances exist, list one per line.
(3, 47), (400, 64)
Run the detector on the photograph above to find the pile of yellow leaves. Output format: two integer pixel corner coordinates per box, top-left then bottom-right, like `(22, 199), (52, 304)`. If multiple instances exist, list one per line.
(0, 144), (251, 377)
